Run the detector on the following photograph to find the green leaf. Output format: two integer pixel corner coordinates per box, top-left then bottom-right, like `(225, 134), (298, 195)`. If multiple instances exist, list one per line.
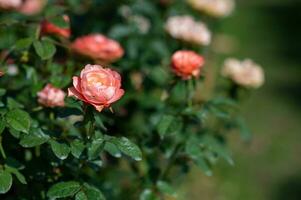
(140, 189), (159, 200)
(47, 181), (81, 199)
(157, 115), (174, 139)
(0, 170), (13, 194)
(0, 88), (6, 96)
(49, 16), (69, 28)
(50, 140), (70, 160)
(15, 38), (33, 50)
(6, 109), (31, 133)
(104, 142), (121, 158)
(5, 165), (27, 184)
(82, 183), (106, 200)
(185, 136), (212, 176)
(70, 139), (85, 158)
(201, 135), (234, 166)
(8, 128), (20, 138)
(45, 5), (66, 17)
(156, 181), (177, 197)
(111, 137), (142, 161)
(75, 191), (88, 200)
(19, 129), (50, 147)
(7, 97), (24, 109)
(88, 138), (104, 160)
(195, 156), (212, 176)
(33, 40), (56, 60)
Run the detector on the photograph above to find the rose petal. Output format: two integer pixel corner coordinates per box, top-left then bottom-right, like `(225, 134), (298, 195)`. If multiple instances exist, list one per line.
(68, 87), (87, 102)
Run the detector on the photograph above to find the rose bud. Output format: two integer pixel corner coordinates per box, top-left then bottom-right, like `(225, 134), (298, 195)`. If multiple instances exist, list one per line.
(171, 50), (205, 80)
(0, 71), (4, 76)
(187, 0), (235, 18)
(71, 34), (124, 63)
(0, 0), (22, 10)
(68, 64), (125, 112)
(18, 0), (46, 15)
(37, 84), (66, 107)
(222, 58), (265, 89)
(165, 15), (211, 46)
(41, 15), (71, 38)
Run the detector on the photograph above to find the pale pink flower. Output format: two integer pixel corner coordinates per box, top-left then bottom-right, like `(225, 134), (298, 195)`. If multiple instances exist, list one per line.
(0, 0), (22, 10)
(165, 15), (211, 46)
(71, 34), (124, 63)
(68, 64), (125, 112)
(171, 50), (205, 80)
(187, 0), (235, 18)
(222, 58), (265, 89)
(37, 84), (66, 107)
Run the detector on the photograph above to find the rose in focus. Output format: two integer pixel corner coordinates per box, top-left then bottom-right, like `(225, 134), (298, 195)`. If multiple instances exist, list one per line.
(68, 64), (125, 112)
(37, 84), (66, 107)
(71, 34), (124, 63)
(222, 58), (265, 88)
(41, 15), (71, 38)
(171, 50), (205, 80)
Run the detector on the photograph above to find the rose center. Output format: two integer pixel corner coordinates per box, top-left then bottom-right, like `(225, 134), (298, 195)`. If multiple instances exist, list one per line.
(87, 72), (110, 89)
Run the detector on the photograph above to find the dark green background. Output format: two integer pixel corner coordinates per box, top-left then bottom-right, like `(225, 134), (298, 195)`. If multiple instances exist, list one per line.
(181, 0), (301, 199)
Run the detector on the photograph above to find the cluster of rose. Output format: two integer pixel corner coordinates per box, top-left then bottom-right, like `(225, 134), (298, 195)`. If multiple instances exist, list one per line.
(0, 0), (264, 199)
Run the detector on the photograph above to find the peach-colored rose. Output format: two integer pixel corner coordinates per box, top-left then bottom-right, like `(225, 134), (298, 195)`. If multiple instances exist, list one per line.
(37, 84), (66, 107)
(41, 15), (71, 38)
(0, 71), (4, 76)
(0, 0), (22, 10)
(68, 64), (125, 112)
(71, 34), (124, 63)
(18, 0), (46, 15)
(171, 50), (205, 80)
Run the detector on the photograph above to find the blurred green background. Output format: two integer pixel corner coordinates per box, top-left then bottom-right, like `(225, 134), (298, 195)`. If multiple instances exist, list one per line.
(181, 0), (301, 199)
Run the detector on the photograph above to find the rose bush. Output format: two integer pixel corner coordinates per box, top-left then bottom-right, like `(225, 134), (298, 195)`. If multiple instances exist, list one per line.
(0, 0), (264, 199)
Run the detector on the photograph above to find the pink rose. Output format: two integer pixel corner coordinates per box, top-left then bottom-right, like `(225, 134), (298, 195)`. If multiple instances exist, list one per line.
(171, 50), (205, 80)
(41, 15), (71, 38)
(37, 84), (66, 107)
(71, 34), (124, 63)
(68, 64), (125, 112)
(0, 71), (4, 76)
(18, 0), (46, 15)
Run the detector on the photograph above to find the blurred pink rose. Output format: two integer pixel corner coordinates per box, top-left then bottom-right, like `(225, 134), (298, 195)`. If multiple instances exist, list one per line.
(68, 64), (125, 112)
(18, 0), (46, 15)
(0, 0), (22, 10)
(37, 84), (66, 107)
(71, 34), (124, 63)
(0, 71), (4, 76)
(41, 15), (71, 38)
(171, 50), (205, 80)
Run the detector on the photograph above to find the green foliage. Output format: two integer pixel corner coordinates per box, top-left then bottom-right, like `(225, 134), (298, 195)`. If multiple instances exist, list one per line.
(0, 0), (256, 199)
(47, 181), (81, 199)
(0, 170), (12, 194)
